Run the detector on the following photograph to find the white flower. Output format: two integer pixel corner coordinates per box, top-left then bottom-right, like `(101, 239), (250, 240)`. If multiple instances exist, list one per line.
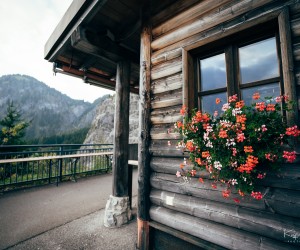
(206, 125), (213, 133)
(230, 179), (238, 185)
(205, 141), (213, 148)
(176, 171), (181, 177)
(232, 108), (242, 116)
(222, 103), (230, 111)
(213, 161), (222, 170)
(226, 138), (236, 147)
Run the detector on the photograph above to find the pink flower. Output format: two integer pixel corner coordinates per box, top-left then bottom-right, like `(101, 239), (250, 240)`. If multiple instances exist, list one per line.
(222, 103), (230, 111)
(257, 173), (266, 179)
(286, 126), (300, 137)
(229, 94), (238, 103)
(222, 189), (231, 198)
(251, 191), (263, 200)
(190, 169), (197, 176)
(261, 125), (267, 132)
(232, 148), (237, 156)
(283, 151), (297, 163)
(176, 171), (181, 177)
(236, 132), (245, 142)
(233, 198), (240, 203)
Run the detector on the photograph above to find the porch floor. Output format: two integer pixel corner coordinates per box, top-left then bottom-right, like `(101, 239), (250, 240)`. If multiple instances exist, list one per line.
(0, 170), (138, 250)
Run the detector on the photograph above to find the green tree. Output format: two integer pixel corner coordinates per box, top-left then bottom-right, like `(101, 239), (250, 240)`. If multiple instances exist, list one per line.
(0, 101), (30, 145)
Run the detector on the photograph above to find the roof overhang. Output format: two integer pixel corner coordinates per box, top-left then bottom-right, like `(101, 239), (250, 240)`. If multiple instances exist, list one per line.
(44, 0), (143, 94)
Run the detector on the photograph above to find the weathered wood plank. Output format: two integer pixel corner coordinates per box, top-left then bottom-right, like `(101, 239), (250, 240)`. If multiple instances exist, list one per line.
(151, 0), (200, 28)
(152, 89), (183, 109)
(150, 190), (300, 246)
(294, 43), (300, 61)
(152, 98), (183, 110)
(150, 157), (188, 174)
(150, 172), (300, 217)
(112, 60), (130, 197)
(150, 140), (188, 158)
(151, 48), (182, 66)
(150, 221), (227, 250)
(150, 206), (299, 250)
(150, 132), (181, 140)
(150, 157), (300, 191)
(290, 3), (300, 19)
(151, 74), (182, 94)
(279, 8), (298, 126)
(137, 7), (152, 249)
(151, 57), (182, 80)
(152, 0), (232, 38)
(150, 123), (180, 140)
(138, 21), (152, 222)
(152, 1), (290, 61)
(151, 105), (182, 116)
(151, 114), (182, 125)
(151, 0), (274, 51)
(291, 18), (300, 38)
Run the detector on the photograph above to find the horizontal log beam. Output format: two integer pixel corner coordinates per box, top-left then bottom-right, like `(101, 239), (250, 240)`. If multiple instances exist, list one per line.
(151, 74), (182, 94)
(150, 172), (300, 217)
(150, 190), (300, 246)
(150, 205), (299, 250)
(152, 0), (231, 38)
(151, 48), (182, 66)
(151, 0), (274, 51)
(151, 58), (182, 80)
(71, 26), (139, 63)
(152, 1), (289, 62)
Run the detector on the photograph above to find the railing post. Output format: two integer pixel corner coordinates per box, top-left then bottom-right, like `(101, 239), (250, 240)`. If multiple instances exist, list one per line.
(58, 146), (63, 182)
(49, 159), (52, 184)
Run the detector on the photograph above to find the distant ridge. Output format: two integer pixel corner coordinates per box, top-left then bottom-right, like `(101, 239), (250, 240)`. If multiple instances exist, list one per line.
(0, 74), (109, 142)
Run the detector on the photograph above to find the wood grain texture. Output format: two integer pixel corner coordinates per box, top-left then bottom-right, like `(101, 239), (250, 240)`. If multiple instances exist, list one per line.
(150, 205), (299, 250)
(151, 0), (274, 51)
(150, 190), (300, 246)
(112, 60), (130, 197)
(150, 172), (300, 218)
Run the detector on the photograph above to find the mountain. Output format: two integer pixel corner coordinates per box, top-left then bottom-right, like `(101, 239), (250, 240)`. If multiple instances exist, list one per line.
(83, 94), (139, 144)
(0, 74), (108, 141)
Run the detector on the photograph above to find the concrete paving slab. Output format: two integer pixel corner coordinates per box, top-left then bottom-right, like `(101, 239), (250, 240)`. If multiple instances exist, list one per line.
(8, 198), (138, 250)
(0, 169), (138, 249)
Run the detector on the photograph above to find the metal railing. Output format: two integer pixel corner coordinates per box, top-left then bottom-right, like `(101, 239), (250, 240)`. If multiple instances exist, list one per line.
(0, 144), (113, 191)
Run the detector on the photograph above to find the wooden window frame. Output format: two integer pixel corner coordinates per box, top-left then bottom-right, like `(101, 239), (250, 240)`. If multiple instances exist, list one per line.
(182, 7), (297, 125)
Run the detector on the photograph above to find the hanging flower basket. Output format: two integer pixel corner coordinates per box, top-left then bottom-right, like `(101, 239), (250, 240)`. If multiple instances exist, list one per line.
(175, 93), (299, 202)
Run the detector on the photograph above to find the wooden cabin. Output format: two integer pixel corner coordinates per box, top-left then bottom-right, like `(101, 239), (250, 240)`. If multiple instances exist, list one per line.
(45, 0), (300, 249)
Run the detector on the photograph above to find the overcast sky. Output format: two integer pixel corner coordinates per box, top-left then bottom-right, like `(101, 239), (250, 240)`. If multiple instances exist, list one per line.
(0, 0), (114, 103)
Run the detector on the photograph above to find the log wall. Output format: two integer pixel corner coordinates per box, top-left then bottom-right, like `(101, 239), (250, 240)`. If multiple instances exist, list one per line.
(147, 0), (300, 249)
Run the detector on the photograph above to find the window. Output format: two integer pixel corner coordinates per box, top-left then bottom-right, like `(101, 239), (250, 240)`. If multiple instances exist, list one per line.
(196, 35), (282, 114)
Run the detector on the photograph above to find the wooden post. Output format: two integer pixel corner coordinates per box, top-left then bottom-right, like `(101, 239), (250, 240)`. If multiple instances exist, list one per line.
(278, 8), (298, 126)
(112, 60), (131, 197)
(104, 60), (132, 228)
(137, 13), (152, 250)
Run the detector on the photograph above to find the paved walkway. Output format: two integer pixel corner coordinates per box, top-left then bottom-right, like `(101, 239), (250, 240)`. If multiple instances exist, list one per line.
(0, 170), (138, 250)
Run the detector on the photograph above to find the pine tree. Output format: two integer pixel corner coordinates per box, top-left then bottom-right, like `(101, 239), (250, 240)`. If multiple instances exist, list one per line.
(0, 101), (30, 145)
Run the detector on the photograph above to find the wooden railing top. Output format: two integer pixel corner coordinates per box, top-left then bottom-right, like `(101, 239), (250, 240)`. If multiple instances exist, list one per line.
(0, 151), (113, 164)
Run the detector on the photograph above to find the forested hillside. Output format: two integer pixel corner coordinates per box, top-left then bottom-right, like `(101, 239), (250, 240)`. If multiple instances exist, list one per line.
(0, 74), (109, 143)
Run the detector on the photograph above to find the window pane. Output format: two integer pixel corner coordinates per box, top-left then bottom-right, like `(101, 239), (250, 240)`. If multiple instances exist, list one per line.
(201, 92), (227, 115)
(200, 53), (226, 91)
(241, 83), (280, 106)
(239, 37), (279, 84)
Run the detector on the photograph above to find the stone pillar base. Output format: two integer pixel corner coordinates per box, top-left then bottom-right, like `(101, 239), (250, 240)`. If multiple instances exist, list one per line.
(104, 195), (132, 228)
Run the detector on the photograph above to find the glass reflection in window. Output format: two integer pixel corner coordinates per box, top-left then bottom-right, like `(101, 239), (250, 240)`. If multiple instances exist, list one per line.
(201, 92), (227, 115)
(241, 83), (280, 106)
(200, 53), (226, 91)
(239, 37), (279, 84)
